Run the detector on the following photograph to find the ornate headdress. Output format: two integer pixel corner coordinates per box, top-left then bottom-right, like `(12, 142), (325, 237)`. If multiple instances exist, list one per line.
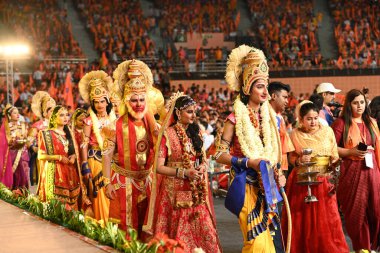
(113, 59), (153, 102)
(71, 108), (88, 122)
(225, 45), (269, 95)
(4, 104), (16, 116)
(31, 91), (56, 119)
(166, 91), (196, 111)
(78, 70), (113, 103)
(110, 91), (122, 105)
(48, 105), (67, 129)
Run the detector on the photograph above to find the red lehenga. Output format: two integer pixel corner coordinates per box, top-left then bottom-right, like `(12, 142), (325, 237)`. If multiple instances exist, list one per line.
(37, 130), (81, 209)
(149, 126), (221, 253)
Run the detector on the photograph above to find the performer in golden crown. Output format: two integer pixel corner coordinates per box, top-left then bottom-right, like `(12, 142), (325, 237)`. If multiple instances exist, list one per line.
(102, 59), (160, 239)
(28, 91), (56, 185)
(215, 45), (286, 252)
(79, 70), (116, 221)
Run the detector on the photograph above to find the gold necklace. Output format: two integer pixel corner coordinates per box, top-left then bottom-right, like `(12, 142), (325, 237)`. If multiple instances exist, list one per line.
(54, 130), (69, 153)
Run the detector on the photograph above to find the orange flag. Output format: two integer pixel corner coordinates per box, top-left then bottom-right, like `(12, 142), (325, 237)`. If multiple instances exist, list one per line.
(49, 79), (57, 100)
(63, 72), (74, 109)
(100, 52), (108, 69)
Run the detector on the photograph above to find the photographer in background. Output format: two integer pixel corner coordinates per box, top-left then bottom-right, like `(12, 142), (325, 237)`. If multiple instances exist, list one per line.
(316, 82), (341, 125)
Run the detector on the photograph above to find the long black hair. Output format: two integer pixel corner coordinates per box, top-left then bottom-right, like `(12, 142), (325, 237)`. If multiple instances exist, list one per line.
(49, 105), (75, 156)
(341, 89), (376, 146)
(173, 96), (203, 155)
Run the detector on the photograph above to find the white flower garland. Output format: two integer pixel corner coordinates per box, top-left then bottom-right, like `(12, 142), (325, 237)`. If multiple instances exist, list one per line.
(89, 109), (116, 151)
(234, 99), (280, 166)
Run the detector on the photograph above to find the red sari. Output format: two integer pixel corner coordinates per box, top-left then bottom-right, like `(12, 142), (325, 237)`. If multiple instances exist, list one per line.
(38, 130), (81, 209)
(153, 126), (221, 253)
(332, 118), (380, 251)
(282, 125), (349, 253)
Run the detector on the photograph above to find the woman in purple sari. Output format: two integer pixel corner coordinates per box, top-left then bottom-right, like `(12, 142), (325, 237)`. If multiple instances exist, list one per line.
(0, 105), (29, 189)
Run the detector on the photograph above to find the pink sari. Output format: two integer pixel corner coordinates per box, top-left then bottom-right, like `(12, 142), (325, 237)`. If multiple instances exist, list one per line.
(0, 122), (13, 188)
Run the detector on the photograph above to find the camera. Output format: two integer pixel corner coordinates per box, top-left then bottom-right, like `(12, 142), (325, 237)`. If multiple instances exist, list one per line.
(328, 101), (343, 118)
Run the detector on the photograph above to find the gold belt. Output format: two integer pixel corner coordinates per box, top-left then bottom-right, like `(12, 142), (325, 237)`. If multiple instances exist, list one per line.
(111, 163), (150, 180)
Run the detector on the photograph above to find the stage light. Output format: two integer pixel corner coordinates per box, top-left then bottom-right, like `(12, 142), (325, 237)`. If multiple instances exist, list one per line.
(0, 44), (30, 57)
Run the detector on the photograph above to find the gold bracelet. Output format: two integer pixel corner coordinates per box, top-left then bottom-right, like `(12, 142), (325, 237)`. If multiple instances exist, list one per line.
(103, 177), (111, 186)
(59, 155), (62, 162)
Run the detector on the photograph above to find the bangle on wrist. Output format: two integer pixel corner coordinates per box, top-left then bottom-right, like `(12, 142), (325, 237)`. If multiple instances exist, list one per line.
(177, 168), (185, 179)
(81, 162), (91, 175)
(59, 155), (62, 162)
(103, 177), (111, 187)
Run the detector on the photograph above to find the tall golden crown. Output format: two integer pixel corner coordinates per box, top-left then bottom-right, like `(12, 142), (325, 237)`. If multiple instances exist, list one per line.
(225, 45), (269, 95)
(31, 91), (56, 119)
(79, 70), (113, 103)
(242, 49), (269, 95)
(113, 59), (153, 101)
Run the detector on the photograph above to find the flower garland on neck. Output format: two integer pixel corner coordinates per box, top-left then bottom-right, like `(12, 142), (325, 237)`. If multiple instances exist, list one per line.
(234, 98), (280, 166)
(173, 123), (206, 206)
(89, 108), (116, 151)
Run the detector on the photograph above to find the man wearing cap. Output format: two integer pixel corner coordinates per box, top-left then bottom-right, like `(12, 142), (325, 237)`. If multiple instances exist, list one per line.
(316, 82), (341, 125)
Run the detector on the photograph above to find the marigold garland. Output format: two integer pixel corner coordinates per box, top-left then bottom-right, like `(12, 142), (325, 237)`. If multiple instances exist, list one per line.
(234, 98), (279, 166)
(174, 123), (206, 206)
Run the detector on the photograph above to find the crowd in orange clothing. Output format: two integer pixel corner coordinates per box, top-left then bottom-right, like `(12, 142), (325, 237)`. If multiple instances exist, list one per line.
(247, 0), (322, 70)
(330, 0), (380, 69)
(0, 0), (84, 59)
(153, 0), (239, 42)
(75, 0), (156, 62)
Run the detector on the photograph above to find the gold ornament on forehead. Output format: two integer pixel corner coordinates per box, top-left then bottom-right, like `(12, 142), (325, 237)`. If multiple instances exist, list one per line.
(165, 91), (186, 110)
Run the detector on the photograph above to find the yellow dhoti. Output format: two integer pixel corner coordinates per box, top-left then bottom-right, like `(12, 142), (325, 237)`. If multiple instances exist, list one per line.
(88, 157), (109, 222)
(239, 184), (276, 253)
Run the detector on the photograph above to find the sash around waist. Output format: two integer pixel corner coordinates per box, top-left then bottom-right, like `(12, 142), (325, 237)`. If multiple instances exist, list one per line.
(111, 163), (151, 180)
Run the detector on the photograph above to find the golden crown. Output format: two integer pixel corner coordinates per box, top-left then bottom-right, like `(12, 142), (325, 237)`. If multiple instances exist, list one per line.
(225, 45), (269, 95)
(242, 49), (269, 95)
(79, 70), (113, 103)
(89, 78), (109, 101)
(124, 60), (147, 97)
(113, 59), (153, 101)
(31, 91), (56, 119)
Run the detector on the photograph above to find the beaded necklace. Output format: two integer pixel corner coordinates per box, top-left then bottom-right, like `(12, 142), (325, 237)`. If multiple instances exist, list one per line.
(173, 123), (206, 206)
